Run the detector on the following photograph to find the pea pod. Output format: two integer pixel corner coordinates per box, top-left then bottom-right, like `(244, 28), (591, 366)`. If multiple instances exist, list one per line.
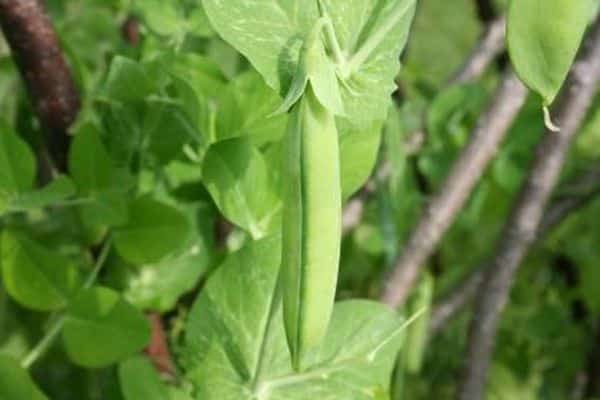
(404, 272), (434, 374)
(281, 82), (341, 371)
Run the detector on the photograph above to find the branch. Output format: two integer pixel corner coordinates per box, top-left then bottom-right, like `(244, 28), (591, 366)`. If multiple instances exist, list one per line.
(457, 20), (600, 400)
(0, 0), (80, 171)
(448, 16), (506, 86)
(380, 70), (527, 308)
(144, 313), (176, 378)
(428, 166), (600, 335)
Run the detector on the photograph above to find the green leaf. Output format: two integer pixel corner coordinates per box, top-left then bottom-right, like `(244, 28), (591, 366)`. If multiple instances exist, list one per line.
(104, 56), (156, 103)
(0, 121), (36, 211)
(202, 0), (417, 127)
(185, 236), (406, 399)
(0, 355), (48, 400)
(144, 103), (200, 165)
(119, 354), (197, 399)
(137, 0), (182, 37)
(507, 0), (591, 105)
(1, 232), (80, 311)
(202, 138), (280, 239)
(123, 203), (213, 312)
(339, 119), (384, 199)
(62, 287), (150, 368)
(119, 355), (168, 400)
(69, 123), (129, 227)
(217, 70), (288, 146)
(114, 197), (191, 265)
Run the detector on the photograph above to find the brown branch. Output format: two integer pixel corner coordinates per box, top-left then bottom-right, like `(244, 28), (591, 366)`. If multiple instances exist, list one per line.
(0, 0), (80, 172)
(380, 70), (527, 308)
(457, 20), (600, 400)
(144, 313), (176, 378)
(428, 166), (600, 335)
(448, 16), (506, 86)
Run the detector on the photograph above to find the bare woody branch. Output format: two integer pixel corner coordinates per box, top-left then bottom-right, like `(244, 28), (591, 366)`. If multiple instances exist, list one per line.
(380, 70), (527, 308)
(457, 20), (600, 400)
(448, 16), (506, 86)
(342, 16), (507, 234)
(429, 166), (600, 335)
(0, 0), (80, 171)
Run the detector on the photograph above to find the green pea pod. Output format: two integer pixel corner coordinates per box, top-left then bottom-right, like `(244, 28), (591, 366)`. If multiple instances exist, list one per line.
(281, 81), (342, 371)
(404, 272), (434, 374)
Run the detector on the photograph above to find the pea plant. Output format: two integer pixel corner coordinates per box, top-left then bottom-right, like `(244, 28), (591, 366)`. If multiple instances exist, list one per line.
(0, 0), (599, 399)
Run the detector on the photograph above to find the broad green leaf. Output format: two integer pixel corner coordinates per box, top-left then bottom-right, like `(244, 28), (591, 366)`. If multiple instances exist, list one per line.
(123, 203), (213, 312)
(69, 123), (129, 227)
(202, 0), (417, 127)
(137, 0), (182, 37)
(1, 232), (80, 311)
(507, 0), (591, 105)
(144, 103), (200, 165)
(104, 56), (156, 103)
(0, 355), (48, 400)
(119, 355), (168, 400)
(202, 138), (281, 239)
(217, 70), (288, 146)
(114, 197), (191, 265)
(62, 287), (150, 368)
(340, 119), (384, 199)
(185, 236), (406, 400)
(0, 121), (36, 211)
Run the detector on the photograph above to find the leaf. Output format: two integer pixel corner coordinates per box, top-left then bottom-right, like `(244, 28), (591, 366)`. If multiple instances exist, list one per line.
(0, 232), (80, 311)
(0, 355), (48, 400)
(119, 355), (199, 399)
(185, 236), (406, 399)
(62, 287), (150, 368)
(114, 197), (191, 265)
(202, 0), (417, 127)
(123, 203), (214, 312)
(0, 121), (36, 211)
(119, 355), (168, 400)
(69, 123), (129, 227)
(339, 119), (384, 199)
(507, 0), (592, 105)
(137, 0), (182, 37)
(202, 138), (281, 239)
(104, 56), (156, 103)
(217, 70), (288, 146)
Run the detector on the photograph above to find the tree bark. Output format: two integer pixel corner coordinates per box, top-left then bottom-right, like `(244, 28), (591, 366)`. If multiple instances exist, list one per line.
(0, 0), (80, 171)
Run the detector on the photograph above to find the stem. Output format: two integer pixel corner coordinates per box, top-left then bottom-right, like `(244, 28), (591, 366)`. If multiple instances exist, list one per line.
(20, 237), (113, 369)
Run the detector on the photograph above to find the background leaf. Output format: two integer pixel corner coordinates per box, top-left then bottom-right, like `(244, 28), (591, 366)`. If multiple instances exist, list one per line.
(62, 287), (150, 368)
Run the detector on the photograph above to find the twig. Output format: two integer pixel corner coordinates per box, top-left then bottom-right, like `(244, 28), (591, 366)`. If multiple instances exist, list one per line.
(428, 166), (600, 335)
(144, 313), (177, 378)
(448, 16), (506, 86)
(457, 20), (600, 400)
(474, 0), (497, 23)
(0, 0), (80, 171)
(380, 70), (527, 308)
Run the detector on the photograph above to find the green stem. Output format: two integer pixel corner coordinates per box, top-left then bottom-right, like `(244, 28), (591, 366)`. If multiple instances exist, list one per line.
(20, 237), (113, 370)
